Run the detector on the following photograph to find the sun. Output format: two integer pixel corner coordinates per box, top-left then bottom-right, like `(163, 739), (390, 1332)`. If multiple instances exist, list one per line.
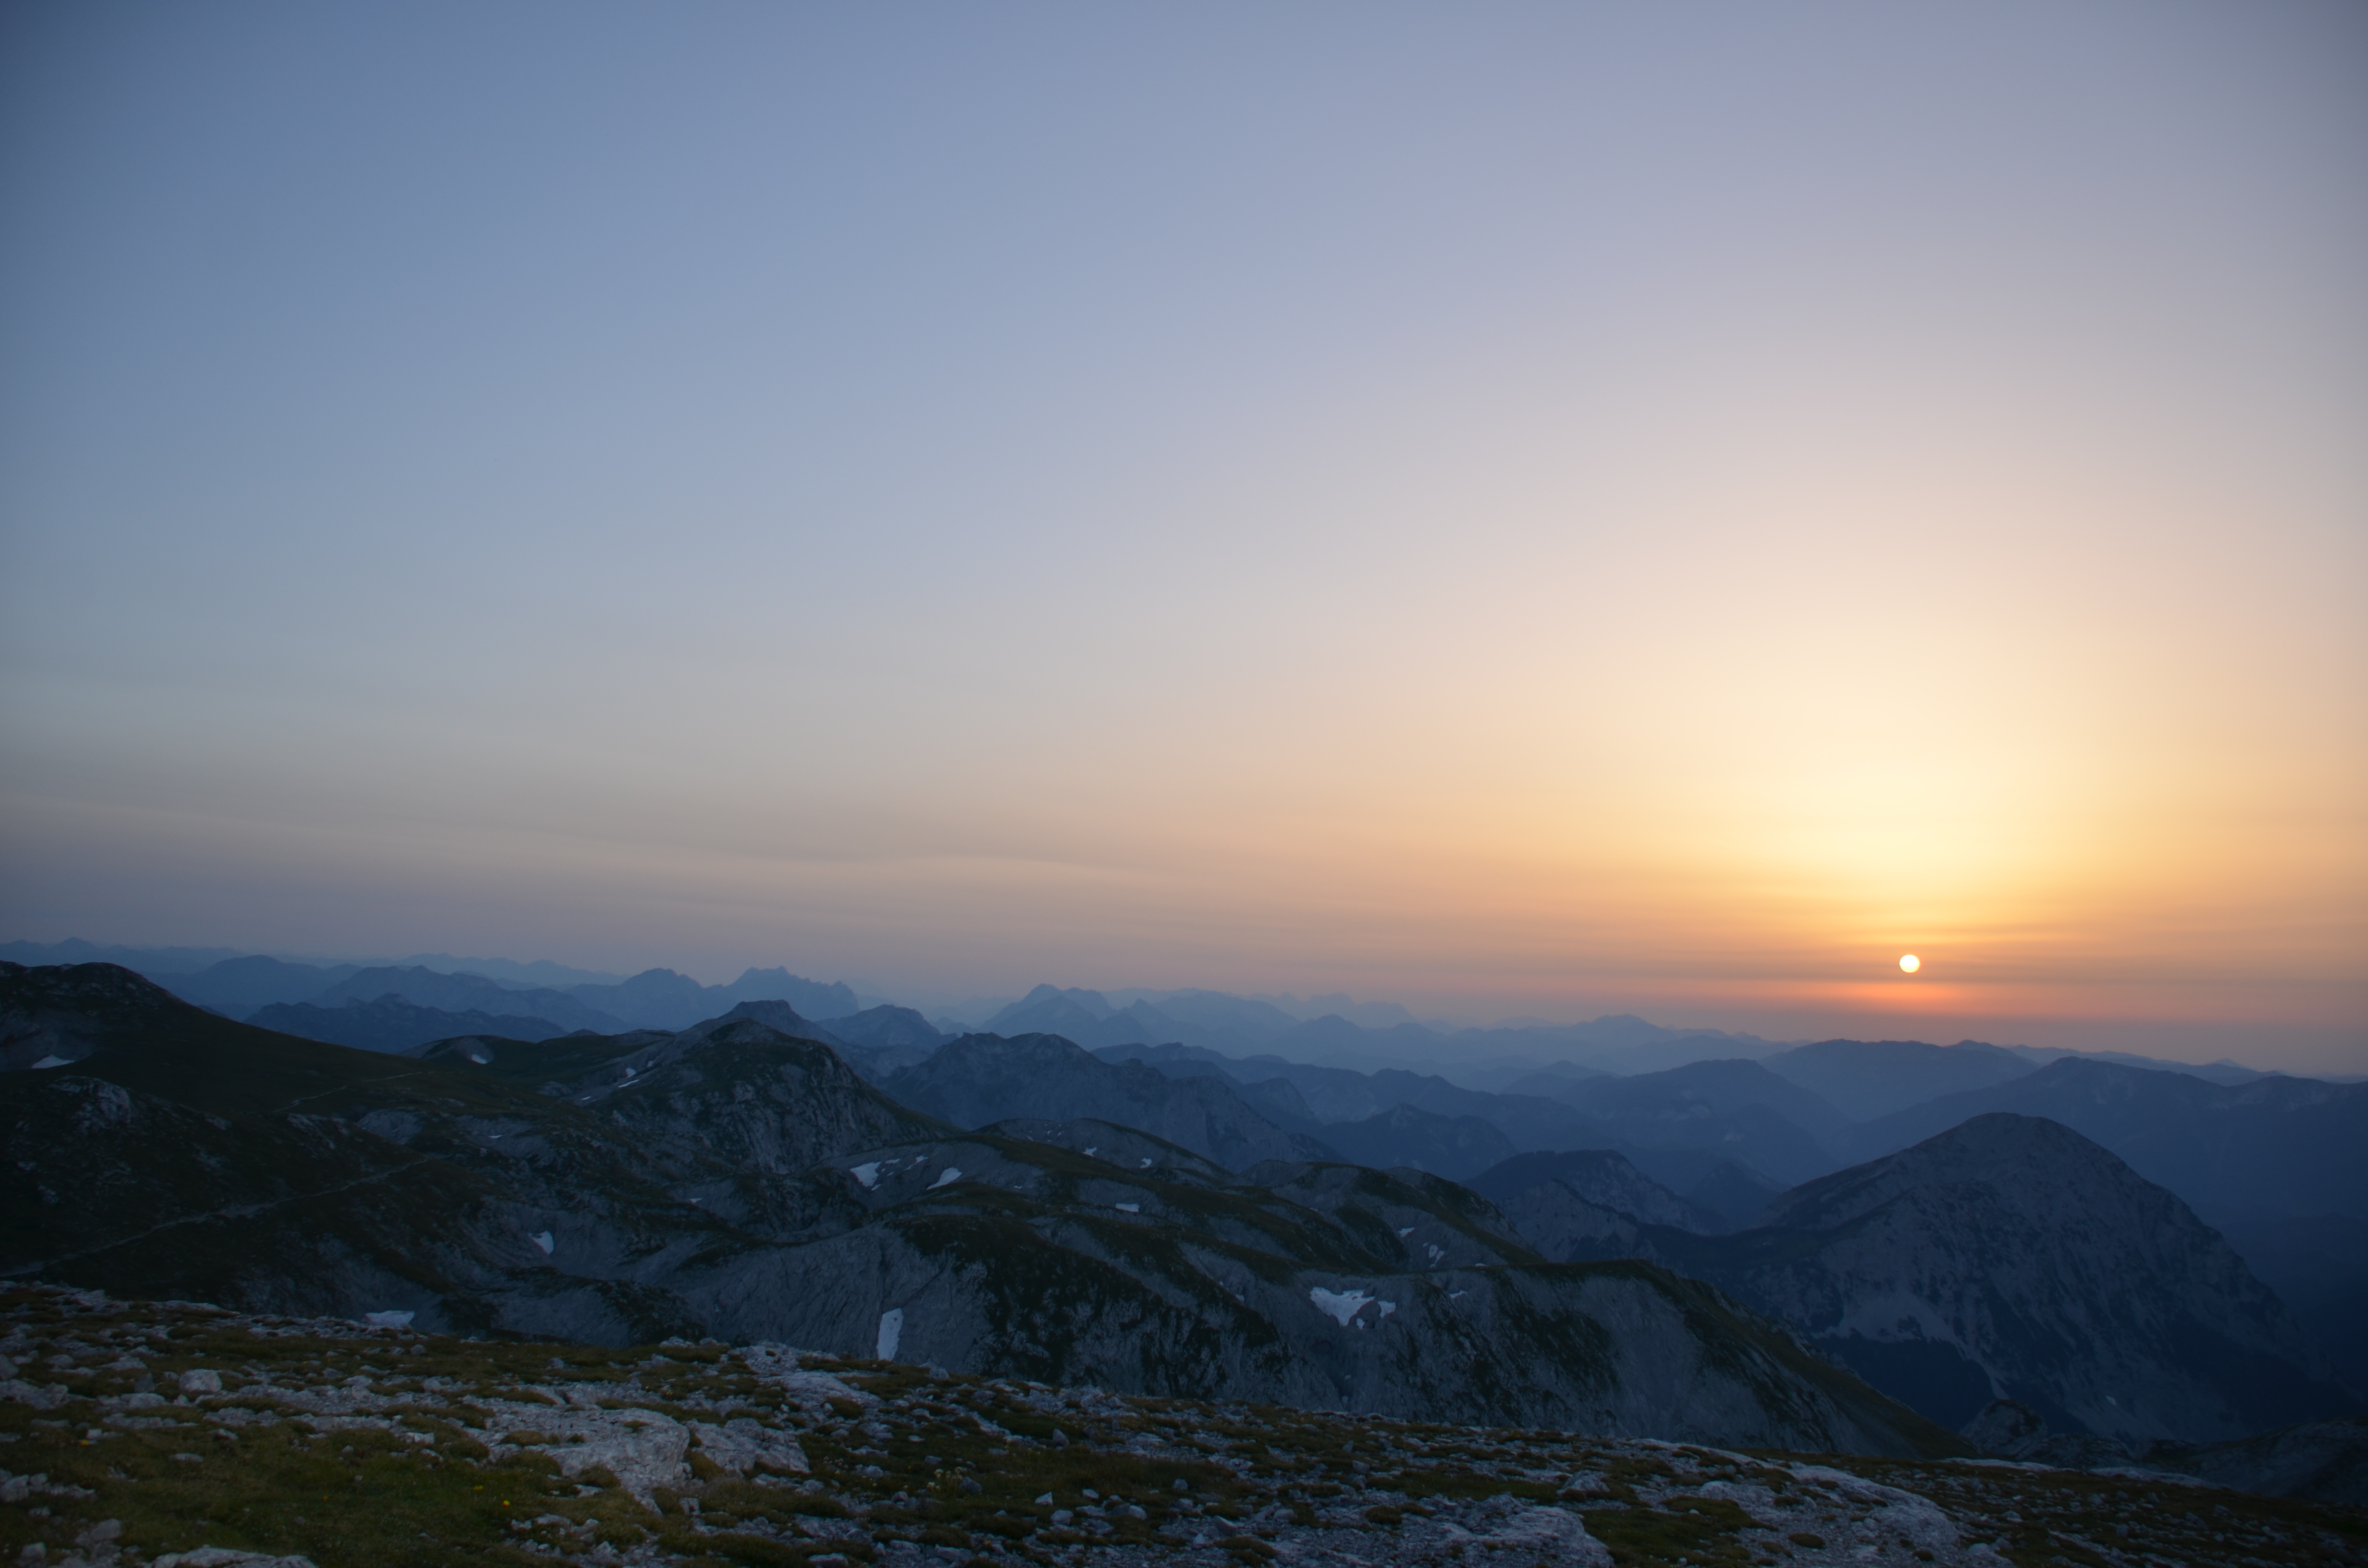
(1899, 954), (1921, 974)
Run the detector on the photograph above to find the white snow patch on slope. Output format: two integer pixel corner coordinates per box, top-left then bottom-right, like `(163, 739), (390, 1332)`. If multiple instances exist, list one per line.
(929, 1167), (962, 1188)
(876, 1308), (904, 1360)
(850, 1163), (881, 1189)
(1308, 1287), (1375, 1327)
(529, 1231), (555, 1255)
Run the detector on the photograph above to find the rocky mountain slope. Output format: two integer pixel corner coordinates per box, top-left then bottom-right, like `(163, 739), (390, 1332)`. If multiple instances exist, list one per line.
(1107, 1035), (2367, 1330)
(1103, 1043), (1853, 1195)
(1724, 1115), (2354, 1443)
(1543, 1115), (2358, 1447)
(0, 963), (1954, 1453)
(20, 1287), (2360, 1568)
(884, 1034), (1336, 1171)
(1832, 1060), (2368, 1338)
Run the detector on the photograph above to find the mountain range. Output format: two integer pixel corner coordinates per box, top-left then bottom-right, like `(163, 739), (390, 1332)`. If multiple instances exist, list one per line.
(21, 934), (2361, 1355)
(151, 955), (864, 1035)
(1095, 1034), (2368, 1355)
(6, 957), (2361, 1477)
(14, 938), (2361, 1351)
(9, 947), (2358, 1373)
(0, 961), (1961, 1453)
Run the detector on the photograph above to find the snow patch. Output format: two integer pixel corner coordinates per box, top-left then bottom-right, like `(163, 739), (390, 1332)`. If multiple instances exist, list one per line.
(850, 1163), (881, 1189)
(1397, 1227), (1415, 1238)
(876, 1308), (904, 1360)
(1377, 1300), (1397, 1319)
(29, 1055), (71, 1070)
(1308, 1287), (1376, 1327)
(1114, 1203), (1140, 1213)
(929, 1167), (962, 1189)
(1138, 1158), (1153, 1168)
(529, 1232), (555, 1255)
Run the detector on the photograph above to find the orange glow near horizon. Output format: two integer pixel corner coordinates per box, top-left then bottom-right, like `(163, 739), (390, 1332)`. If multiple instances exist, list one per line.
(0, 5), (2360, 1073)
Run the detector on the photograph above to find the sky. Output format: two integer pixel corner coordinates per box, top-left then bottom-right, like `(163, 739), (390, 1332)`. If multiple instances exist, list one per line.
(2, 2), (2363, 1070)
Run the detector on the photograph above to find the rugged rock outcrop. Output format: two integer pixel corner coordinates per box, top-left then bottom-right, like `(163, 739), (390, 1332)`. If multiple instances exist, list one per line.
(1633, 1115), (2360, 1446)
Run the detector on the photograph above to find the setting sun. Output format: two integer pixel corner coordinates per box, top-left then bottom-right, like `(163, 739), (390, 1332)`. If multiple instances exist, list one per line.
(1900, 955), (1922, 974)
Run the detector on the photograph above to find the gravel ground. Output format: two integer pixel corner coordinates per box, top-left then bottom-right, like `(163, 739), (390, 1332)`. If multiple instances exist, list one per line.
(2, 1287), (2360, 1568)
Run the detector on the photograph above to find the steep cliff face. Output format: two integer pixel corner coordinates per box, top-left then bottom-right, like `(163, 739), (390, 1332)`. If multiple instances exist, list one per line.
(0, 963), (1959, 1456)
(1603, 1115), (2359, 1446)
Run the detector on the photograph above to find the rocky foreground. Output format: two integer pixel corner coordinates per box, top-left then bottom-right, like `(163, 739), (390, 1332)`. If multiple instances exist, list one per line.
(1, 1287), (2361, 1568)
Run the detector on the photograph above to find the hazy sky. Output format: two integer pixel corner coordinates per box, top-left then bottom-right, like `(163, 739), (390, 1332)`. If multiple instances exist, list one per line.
(3, 3), (2362, 1068)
